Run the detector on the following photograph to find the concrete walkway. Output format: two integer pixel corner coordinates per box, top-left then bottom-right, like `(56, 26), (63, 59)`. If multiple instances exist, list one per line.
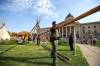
(78, 44), (100, 66)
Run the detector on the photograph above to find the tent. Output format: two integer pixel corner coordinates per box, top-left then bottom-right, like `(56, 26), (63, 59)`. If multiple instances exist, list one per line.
(0, 24), (10, 40)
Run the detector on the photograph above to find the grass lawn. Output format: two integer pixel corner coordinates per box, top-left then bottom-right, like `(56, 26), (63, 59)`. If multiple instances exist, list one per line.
(0, 41), (89, 66)
(96, 41), (100, 47)
(44, 43), (89, 66)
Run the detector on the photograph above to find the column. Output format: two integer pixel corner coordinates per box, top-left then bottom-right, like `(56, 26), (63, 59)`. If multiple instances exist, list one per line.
(80, 25), (82, 39)
(59, 28), (61, 38)
(59, 28), (60, 33)
(62, 27), (64, 39)
(70, 26), (71, 34)
(67, 26), (70, 36)
(66, 26), (67, 38)
(73, 25), (76, 55)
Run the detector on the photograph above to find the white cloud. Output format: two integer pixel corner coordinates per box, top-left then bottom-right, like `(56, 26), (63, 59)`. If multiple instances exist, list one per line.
(0, 0), (33, 12)
(34, 0), (58, 19)
(0, 0), (58, 19)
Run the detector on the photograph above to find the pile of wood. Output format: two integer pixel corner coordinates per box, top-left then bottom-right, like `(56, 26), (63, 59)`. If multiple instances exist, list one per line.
(41, 44), (71, 64)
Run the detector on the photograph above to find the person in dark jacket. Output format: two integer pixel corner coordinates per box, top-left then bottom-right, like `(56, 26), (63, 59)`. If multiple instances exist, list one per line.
(28, 35), (31, 43)
(93, 36), (97, 46)
(69, 33), (74, 51)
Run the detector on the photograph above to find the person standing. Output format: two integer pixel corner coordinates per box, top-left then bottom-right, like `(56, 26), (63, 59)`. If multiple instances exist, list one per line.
(50, 21), (59, 66)
(37, 35), (40, 46)
(89, 33), (93, 45)
(68, 33), (74, 51)
(32, 34), (35, 42)
(93, 36), (97, 46)
(28, 35), (31, 43)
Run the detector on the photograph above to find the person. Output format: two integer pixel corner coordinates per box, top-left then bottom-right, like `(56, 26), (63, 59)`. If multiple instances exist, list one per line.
(32, 34), (35, 42)
(68, 33), (74, 51)
(50, 21), (59, 66)
(28, 35), (31, 43)
(16, 36), (23, 44)
(83, 36), (86, 44)
(93, 36), (97, 46)
(89, 33), (93, 45)
(37, 35), (40, 46)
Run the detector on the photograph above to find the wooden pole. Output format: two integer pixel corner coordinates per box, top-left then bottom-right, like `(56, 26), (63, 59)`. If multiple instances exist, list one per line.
(73, 25), (76, 55)
(56, 5), (100, 28)
(56, 6), (100, 56)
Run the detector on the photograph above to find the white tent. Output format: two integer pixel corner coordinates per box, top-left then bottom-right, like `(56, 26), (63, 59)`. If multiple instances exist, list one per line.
(0, 24), (10, 40)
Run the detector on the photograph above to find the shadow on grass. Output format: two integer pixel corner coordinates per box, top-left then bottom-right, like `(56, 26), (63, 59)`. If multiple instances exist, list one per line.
(0, 56), (52, 65)
(57, 49), (70, 51)
(0, 45), (17, 54)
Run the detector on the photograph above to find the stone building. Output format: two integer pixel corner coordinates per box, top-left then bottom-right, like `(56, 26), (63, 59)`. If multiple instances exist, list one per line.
(56, 13), (100, 40)
(31, 13), (100, 41)
(80, 21), (100, 39)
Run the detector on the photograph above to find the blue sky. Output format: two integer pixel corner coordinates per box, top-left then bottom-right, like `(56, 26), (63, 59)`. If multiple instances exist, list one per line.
(0, 0), (100, 32)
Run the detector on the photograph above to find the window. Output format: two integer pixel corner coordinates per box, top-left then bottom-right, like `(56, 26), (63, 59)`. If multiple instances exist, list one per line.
(82, 26), (85, 29)
(83, 30), (85, 34)
(94, 25), (96, 28)
(88, 26), (90, 28)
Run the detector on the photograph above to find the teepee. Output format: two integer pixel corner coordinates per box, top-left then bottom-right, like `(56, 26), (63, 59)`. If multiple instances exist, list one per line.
(31, 16), (41, 34)
(0, 23), (10, 40)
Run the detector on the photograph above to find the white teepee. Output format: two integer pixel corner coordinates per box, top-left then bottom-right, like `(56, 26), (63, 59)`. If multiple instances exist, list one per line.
(0, 23), (10, 40)
(31, 16), (41, 34)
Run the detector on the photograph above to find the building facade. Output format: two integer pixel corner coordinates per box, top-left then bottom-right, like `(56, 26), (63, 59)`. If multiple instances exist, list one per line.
(31, 13), (100, 41)
(80, 21), (100, 39)
(56, 13), (100, 40)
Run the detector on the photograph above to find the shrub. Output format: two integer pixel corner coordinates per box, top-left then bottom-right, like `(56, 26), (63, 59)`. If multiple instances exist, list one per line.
(58, 39), (68, 46)
(0, 40), (16, 45)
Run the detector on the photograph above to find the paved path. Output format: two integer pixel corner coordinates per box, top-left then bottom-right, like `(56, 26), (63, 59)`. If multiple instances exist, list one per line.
(78, 44), (100, 66)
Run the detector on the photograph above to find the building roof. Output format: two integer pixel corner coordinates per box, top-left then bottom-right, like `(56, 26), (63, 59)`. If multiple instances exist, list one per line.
(67, 12), (73, 17)
(65, 12), (74, 20)
(56, 13), (76, 28)
(80, 21), (100, 25)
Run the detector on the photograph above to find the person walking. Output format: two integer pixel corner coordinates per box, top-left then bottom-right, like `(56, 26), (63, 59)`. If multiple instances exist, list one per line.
(68, 33), (74, 51)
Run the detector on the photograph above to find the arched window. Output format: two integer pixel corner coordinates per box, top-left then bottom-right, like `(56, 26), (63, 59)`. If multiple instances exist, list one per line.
(94, 25), (96, 28)
(82, 26), (85, 29)
(83, 30), (85, 34)
(88, 30), (91, 34)
(88, 26), (90, 28)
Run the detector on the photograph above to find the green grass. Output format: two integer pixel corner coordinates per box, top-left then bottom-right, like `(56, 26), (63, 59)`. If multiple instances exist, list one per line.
(96, 41), (100, 47)
(44, 43), (89, 66)
(0, 40), (89, 66)
(58, 46), (88, 66)
(58, 39), (68, 46)
(0, 40), (16, 45)
(0, 44), (52, 66)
